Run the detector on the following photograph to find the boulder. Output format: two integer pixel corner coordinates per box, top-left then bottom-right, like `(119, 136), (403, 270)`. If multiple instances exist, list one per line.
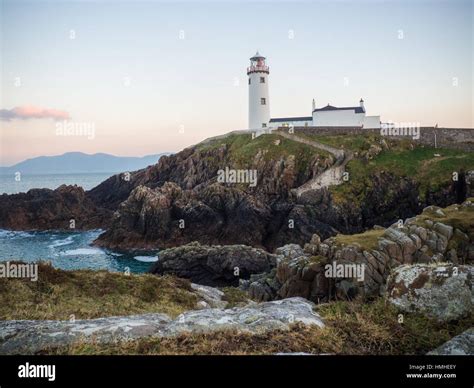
(190, 283), (228, 309)
(244, 269), (281, 302)
(386, 263), (473, 322)
(274, 244), (305, 260)
(149, 241), (277, 287)
(0, 298), (324, 355)
(427, 328), (474, 355)
(433, 222), (454, 241)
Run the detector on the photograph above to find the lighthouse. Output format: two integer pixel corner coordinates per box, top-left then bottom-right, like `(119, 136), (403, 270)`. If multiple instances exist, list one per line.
(247, 52), (270, 130)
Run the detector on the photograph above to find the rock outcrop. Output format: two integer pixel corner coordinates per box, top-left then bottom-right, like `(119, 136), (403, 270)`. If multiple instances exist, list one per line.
(191, 283), (228, 309)
(427, 328), (474, 355)
(386, 263), (473, 322)
(149, 241), (277, 286)
(0, 185), (110, 230)
(0, 297), (324, 355)
(0, 132), (471, 251)
(243, 199), (474, 304)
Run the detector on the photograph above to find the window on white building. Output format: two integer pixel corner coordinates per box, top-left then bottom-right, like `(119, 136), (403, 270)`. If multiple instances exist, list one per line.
(261, 98), (266, 105)
(248, 79), (251, 85)
(260, 77), (265, 83)
(262, 123), (267, 128)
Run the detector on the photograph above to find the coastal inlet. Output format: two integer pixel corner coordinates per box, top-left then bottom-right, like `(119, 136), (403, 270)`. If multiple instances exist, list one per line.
(0, 229), (157, 273)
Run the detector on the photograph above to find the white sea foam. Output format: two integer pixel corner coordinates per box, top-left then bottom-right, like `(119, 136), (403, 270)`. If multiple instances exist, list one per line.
(134, 256), (158, 262)
(62, 248), (105, 256)
(0, 230), (35, 239)
(48, 236), (75, 248)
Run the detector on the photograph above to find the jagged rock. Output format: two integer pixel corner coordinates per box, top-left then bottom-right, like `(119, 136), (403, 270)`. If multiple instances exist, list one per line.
(191, 283), (228, 309)
(275, 244), (305, 260)
(0, 185), (110, 230)
(383, 228), (417, 263)
(249, 200), (474, 304)
(427, 328), (474, 355)
(386, 263), (473, 322)
(149, 241), (277, 287)
(433, 222), (454, 240)
(244, 269), (281, 302)
(0, 130), (469, 251)
(423, 206), (446, 217)
(378, 238), (402, 263)
(0, 298), (324, 355)
(275, 254), (330, 302)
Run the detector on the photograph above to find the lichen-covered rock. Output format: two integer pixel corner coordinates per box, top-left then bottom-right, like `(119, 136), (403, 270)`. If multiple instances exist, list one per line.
(428, 328), (474, 355)
(275, 244), (305, 260)
(149, 241), (277, 287)
(0, 297), (324, 355)
(386, 263), (473, 322)
(191, 283), (228, 309)
(244, 269), (281, 302)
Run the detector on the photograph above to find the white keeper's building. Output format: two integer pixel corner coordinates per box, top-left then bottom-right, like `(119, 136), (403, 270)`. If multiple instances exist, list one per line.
(247, 52), (381, 131)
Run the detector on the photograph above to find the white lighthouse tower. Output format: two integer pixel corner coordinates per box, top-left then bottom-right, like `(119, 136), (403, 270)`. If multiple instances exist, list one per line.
(247, 52), (270, 130)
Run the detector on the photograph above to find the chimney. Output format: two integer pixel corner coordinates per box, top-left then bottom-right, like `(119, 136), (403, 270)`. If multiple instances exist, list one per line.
(360, 98), (365, 110)
(312, 99), (316, 111)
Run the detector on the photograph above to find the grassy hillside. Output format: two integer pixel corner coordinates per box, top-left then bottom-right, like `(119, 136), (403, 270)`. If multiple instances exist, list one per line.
(197, 133), (331, 178)
(198, 132), (472, 204)
(0, 262), (198, 320)
(298, 133), (473, 204)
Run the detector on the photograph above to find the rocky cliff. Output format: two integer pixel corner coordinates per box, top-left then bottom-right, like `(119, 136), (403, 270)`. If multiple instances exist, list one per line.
(243, 199), (474, 305)
(0, 185), (110, 230)
(0, 131), (472, 251)
(93, 132), (472, 250)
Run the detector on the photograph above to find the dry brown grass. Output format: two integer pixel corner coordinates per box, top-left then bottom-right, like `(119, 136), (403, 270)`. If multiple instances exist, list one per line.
(0, 261), (198, 320)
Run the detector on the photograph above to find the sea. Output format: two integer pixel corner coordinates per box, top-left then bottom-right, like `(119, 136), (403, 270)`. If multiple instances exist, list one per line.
(0, 172), (113, 195)
(0, 173), (158, 273)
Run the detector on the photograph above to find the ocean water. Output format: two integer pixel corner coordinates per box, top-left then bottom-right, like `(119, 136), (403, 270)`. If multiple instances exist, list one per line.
(0, 173), (114, 195)
(0, 229), (158, 273)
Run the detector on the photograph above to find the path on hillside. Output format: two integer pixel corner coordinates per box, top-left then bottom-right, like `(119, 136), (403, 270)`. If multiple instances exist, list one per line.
(275, 130), (353, 197)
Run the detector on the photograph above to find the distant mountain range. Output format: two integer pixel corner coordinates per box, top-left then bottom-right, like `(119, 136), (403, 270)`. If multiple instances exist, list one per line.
(0, 152), (171, 175)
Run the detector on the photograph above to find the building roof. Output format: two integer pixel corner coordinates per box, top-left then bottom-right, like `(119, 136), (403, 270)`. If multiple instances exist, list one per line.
(269, 116), (312, 123)
(250, 51), (266, 60)
(313, 104), (365, 114)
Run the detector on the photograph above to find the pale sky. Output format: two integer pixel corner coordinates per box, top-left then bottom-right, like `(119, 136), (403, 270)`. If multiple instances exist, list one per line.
(0, 0), (472, 165)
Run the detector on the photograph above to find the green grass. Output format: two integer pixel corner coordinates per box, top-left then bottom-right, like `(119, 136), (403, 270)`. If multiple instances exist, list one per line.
(0, 262), (199, 320)
(416, 199), (474, 237)
(328, 139), (473, 204)
(290, 132), (473, 203)
(334, 229), (385, 251)
(299, 132), (384, 152)
(197, 133), (330, 178)
(220, 287), (251, 308)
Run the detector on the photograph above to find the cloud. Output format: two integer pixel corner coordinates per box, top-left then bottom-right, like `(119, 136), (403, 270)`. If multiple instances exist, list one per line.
(0, 106), (70, 121)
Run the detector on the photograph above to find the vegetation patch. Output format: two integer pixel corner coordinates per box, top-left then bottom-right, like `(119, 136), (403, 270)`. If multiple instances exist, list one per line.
(220, 287), (250, 308)
(415, 200), (474, 238)
(334, 229), (385, 251)
(322, 133), (473, 204)
(197, 133), (330, 179)
(0, 262), (198, 320)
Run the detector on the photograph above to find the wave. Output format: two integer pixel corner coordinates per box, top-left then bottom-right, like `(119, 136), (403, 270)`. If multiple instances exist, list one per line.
(48, 236), (76, 248)
(133, 255), (158, 262)
(0, 230), (35, 239)
(62, 248), (106, 256)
